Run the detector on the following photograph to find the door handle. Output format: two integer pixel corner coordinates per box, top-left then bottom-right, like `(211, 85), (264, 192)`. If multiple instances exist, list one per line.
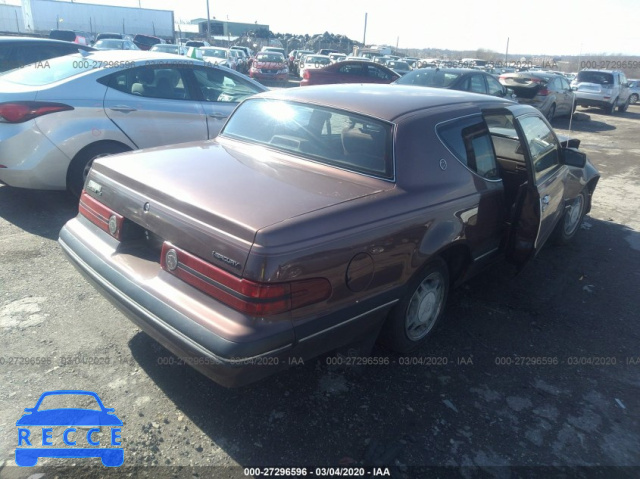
(109, 105), (137, 113)
(208, 113), (228, 120)
(542, 195), (550, 204)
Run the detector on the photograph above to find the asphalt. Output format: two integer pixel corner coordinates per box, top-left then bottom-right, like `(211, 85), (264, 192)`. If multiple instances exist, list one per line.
(0, 104), (639, 479)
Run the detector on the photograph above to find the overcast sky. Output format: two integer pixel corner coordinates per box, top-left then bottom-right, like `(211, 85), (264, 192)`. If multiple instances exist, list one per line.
(18, 0), (640, 55)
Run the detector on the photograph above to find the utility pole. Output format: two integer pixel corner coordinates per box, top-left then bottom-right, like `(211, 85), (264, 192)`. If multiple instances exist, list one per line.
(206, 0), (211, 43)
(505, 37), (509, 65)
(362, 12), (367, 46)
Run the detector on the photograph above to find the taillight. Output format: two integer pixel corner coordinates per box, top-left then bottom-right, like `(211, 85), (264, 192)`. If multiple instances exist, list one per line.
(0, 102), (73, 123)
(303, 70), (310, 79)
(78, 190), (123, 241)
(537, 87), (549, 96)
(161, 242), (331, 316)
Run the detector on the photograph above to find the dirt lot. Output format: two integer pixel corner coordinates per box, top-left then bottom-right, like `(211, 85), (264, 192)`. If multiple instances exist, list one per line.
(1, 105), (639, 478)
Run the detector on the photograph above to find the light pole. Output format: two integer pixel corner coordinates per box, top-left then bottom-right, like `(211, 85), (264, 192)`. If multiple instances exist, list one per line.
(205, 0), (211, 43)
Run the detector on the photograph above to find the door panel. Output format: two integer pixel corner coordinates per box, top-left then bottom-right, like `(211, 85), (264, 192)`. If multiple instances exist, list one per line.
(505, 114), (567, 266)
(103, 66), (207, 148)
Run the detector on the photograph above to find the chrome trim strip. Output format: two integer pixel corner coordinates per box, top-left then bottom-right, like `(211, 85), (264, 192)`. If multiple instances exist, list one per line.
(474, 247), (499, 261)
(298, 299), (398, 343)
(59, 237), (293, 365)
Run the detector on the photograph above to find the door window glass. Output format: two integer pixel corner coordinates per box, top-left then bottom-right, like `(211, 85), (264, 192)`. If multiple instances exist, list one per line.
(108, 66), (190, 100)
(518, 115), (560, 181)
(193, 68), (263, 102)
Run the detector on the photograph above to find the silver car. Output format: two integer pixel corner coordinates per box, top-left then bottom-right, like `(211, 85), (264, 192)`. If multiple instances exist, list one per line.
(0, 50), (266, 195)
(570, 69), (631, 114)
(628, 79), (639, 105)
(499, 71), (575, 121)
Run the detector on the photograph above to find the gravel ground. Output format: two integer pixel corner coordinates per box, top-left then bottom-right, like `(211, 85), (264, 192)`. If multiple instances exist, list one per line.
(0, 105), (639, 479)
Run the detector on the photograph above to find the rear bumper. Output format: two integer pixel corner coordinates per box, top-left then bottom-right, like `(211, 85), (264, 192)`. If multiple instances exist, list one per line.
(0, 122), (71, 190)
(59, 217), (395, 387)
(574, 92), (612, 108)
(59, 218), (295, 387)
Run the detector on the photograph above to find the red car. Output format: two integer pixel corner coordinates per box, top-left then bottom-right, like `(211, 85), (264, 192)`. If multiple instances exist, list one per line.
(249, 52), (289, 86)
(300, 60), (399, 86)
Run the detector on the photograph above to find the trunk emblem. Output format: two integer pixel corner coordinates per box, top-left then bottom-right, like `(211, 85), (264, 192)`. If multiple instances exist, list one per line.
(165, 249), (178, 271)
(212, 250), (241, 269)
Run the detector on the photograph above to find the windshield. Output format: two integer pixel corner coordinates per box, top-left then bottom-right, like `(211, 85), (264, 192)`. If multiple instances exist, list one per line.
(257, 53), (284, 63)
(222, 98), (394, 180)
(0, 54), (97, 86)
(94, 40), (123, 49)
(576, 71), (614, 85)
(395, 69), (461, 88)
(201, 48), (227, 59)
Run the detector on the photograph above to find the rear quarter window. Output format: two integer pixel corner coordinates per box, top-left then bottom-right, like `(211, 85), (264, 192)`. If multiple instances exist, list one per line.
(437, 116), (500, 180)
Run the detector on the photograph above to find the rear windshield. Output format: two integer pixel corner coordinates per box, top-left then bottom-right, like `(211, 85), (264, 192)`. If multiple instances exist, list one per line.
(256, 53), (284, 63)
(49, 30), (76, 42)
(222, 98), (394, 180)
(396, 69), (461, 87)
(0, 54), (97, 86)
(576, 71), (614, 85)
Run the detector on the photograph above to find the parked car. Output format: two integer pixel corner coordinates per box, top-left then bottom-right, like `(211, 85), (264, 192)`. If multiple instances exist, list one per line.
(498, 71), (575, 120)
(0, 36), (95, 72)
(329, 52), (347, 63)
(49, 29), (88, 45)
(628, 79), (639, 104)
(261, 46), (286, 57)
(132, 34), (164, 51)
(228, 49), (247, 73)
(249, 52), (289, 86)
(387, 60), (412, 76)
(394, 67), (512, 99)
(298, 54), (332, 79)
(300, 60), (399, 86)
(93, 39), (140, 51)
(291, 49), (314, 76)
(95, 32), (133, 42)
(570, 69), (631, 114)
(59, 84), (599, 387)
(0, 50), (267, 196)
(185, 40), (210, 48)
(150, 44), (187, 56)
(200, 47), (236, 70)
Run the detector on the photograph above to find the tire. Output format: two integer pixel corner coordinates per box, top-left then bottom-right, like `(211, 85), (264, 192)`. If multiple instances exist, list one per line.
(546, 104), (556, 122)
(606, 98), (617, 115)
(379, 258), (449, 353)
(553, 189), (588, 245)
(630, 93), (639, 105)
(618, 96), (630, 112)
(67, 142), (131, 197)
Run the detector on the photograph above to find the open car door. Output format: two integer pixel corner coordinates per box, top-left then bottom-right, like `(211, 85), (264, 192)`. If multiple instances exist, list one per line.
(504, 114), (568, 267)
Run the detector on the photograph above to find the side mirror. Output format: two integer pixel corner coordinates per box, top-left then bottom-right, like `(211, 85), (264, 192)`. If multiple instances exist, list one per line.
(562, 147), (586, 168)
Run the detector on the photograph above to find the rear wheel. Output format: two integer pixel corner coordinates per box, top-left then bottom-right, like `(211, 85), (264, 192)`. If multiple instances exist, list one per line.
(606, 98), (618, 115)
(546, 104), (556, 122)
(618, 96), (630, 112)
(67, 142), (131, 197)
(380, 258), (449, 353)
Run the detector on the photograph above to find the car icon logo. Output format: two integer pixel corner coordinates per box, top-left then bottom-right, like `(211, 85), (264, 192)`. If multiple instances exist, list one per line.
(15, 390), (123, 467)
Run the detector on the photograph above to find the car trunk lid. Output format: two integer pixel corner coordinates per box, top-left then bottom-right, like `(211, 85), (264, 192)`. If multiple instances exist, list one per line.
(86, 138), (388, 276)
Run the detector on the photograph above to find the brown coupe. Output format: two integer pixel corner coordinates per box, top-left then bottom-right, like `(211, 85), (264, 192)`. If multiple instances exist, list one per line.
(59, 85), (599, 387)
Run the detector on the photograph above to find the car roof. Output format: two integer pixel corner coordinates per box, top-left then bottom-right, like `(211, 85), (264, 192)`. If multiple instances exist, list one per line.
(254, 84), (514, 122)
(0, 35), (88, 46)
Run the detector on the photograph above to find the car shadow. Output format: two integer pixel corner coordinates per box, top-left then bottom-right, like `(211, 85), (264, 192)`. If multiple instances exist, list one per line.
(127, 215), (640, 469)
(551, 114), (616, 133)
(0, 185), (78, 240)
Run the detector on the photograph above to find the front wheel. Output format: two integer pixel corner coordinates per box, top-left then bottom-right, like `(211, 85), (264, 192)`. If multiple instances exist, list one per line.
(380, 259), (449, 353)
(630, 93), (639, 104)
(553, 190), (588, 245)
(67, 143), (131, 197)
